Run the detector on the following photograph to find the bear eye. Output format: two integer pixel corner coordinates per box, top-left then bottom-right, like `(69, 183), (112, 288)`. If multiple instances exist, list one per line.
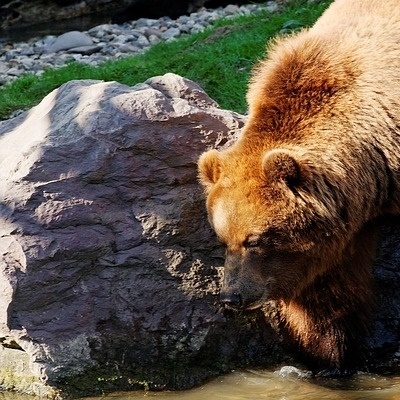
(243, 235), (262, 249)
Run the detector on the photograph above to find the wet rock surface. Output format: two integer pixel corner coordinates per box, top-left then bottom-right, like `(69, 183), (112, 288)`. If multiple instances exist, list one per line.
(0, 73), (399, 398)
(368, 220), (400, 372)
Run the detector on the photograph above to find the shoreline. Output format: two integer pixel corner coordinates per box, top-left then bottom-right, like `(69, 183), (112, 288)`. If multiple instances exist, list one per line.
(0, 2), (279, 86)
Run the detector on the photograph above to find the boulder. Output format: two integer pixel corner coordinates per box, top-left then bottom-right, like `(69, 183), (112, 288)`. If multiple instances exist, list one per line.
(0, 73), (399, 398)
(0, 73), (284, 398)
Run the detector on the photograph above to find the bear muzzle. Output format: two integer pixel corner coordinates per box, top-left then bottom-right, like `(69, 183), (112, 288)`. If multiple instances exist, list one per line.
(219, 284), (266, 311)
(221, 250), (269, 310)
(219, 288), (243, 309)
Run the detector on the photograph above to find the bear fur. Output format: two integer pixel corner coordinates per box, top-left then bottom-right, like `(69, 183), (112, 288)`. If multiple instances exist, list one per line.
(198, 0), (400, 375)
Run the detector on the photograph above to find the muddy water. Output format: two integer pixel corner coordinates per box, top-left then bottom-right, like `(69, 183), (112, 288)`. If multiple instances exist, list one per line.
(83, 367), (400, 400)
(0, 367), (399, 399)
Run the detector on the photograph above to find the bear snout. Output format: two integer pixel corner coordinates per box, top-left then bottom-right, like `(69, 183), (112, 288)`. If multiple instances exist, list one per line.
(219, 288), (243, 309)
(219, 284), (266, 311)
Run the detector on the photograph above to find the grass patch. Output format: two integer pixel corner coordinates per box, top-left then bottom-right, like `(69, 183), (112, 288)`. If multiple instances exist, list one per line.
(0, 0), (333, 120)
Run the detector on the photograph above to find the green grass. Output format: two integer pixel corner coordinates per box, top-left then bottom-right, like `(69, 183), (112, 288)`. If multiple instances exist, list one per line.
(0, 0), (333, 120)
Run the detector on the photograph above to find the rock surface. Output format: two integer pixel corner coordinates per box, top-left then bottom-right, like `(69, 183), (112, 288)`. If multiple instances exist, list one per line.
(0, 73), (399, 398)
(0, 73), (284, 398)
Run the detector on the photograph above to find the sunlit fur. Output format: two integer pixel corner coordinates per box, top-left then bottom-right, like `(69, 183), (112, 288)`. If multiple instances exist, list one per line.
(198, 0), (400, 374)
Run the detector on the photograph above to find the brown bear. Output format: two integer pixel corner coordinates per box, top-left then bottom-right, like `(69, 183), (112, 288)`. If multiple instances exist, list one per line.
(198, 0), (400, 376)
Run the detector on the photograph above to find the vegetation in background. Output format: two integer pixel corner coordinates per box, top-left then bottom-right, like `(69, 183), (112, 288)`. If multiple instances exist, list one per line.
(0, 0), (333, 120)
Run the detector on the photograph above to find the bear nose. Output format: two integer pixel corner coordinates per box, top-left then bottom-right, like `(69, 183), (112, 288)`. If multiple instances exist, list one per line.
(220, 291), (243, 308)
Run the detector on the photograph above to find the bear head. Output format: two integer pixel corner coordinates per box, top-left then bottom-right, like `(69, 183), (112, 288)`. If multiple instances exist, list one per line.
(198, 143), (349, 310)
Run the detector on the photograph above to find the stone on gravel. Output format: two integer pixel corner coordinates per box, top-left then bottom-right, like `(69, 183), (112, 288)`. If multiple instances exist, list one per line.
(46, 30), (94, 53)
(66, 45), (103, 55)
(0, 2), (279, 87)
(161, 27), (182, 40)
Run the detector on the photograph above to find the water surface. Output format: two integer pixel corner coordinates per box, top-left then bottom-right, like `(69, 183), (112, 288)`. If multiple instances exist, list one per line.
(83, 367), (400, 400)
(0, 367), (399, 399)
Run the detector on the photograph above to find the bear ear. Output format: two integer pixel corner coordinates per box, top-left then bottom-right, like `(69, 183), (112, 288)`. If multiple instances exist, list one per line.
(262, 149), (301, 187)
(198, 149), (221, 191)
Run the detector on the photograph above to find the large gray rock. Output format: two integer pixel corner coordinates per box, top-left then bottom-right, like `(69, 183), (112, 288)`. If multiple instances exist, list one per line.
(0, 73), (399, 399)
(0, 73), (284, 398)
